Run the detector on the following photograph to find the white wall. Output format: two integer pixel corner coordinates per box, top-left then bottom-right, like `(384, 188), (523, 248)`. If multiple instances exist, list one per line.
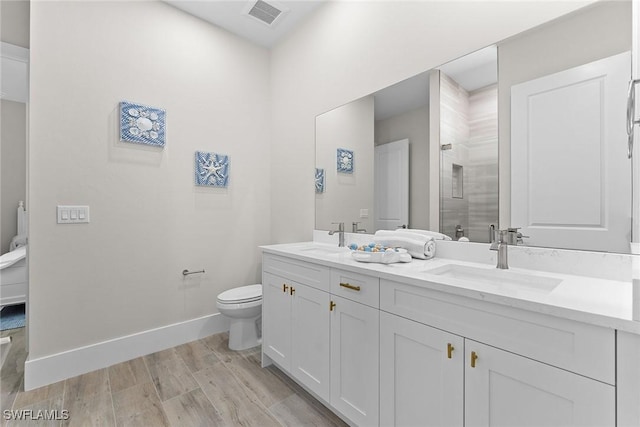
(28, 0), (270, 365)
(270, 0), (594, 244)
(498, 0), (631, 227)
(0, 0), (29, 49)
(375, 106), (429, 230)
(316, 96), (374, 231)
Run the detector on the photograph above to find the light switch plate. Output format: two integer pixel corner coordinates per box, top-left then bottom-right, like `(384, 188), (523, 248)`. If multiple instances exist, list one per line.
(57, 205), (90, 224)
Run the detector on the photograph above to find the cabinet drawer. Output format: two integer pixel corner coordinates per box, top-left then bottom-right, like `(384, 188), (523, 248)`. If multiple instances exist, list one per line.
(331, 269), (379, 308)
(263, 254), (330, 291)
(380, 279), (615, 385)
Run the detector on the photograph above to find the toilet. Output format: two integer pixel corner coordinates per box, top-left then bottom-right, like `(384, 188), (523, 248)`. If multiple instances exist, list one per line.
(216, 284), (262, 351)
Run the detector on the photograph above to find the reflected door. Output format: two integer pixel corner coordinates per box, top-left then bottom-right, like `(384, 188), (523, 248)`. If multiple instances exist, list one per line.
(374, 139), (409, 230)
(511, 51), (631, 252)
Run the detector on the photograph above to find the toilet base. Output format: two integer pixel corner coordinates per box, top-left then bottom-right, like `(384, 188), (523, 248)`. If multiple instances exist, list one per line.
(228, 315), (261, 351)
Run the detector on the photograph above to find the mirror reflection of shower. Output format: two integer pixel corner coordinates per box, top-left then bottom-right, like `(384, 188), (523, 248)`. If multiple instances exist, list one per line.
(438, 46), (499, 242)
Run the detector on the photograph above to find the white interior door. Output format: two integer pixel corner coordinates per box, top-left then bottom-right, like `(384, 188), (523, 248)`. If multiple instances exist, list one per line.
(374, 139), (409, 230)
(511, 51), (631, 252)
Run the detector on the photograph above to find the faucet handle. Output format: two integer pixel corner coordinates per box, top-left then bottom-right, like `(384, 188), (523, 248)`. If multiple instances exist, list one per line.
(489, 224), (496, 243)
(507, 227), (528, 245)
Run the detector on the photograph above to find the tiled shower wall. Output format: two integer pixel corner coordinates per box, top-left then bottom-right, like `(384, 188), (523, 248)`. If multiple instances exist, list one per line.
(467, 85), (498, 242)
(440, 73), (470, 240)
(440, 73), (498, 242)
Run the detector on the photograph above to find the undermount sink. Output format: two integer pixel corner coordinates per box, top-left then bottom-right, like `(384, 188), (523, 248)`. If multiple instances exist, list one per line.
(297, 245), (350, 255)
(426, 264), (563, 293)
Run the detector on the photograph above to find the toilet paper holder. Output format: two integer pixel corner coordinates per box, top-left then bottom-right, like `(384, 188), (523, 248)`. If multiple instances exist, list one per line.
(182, 269), (205, 276)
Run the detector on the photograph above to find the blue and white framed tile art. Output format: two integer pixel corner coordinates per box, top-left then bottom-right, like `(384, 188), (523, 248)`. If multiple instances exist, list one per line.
(195, 151), (230, 187)
(119, 101), (166, 147)
(315, 168), (325, 193)
(337, 148), (354, 174)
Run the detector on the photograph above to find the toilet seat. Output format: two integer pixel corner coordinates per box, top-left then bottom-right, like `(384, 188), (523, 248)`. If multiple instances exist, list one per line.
(217, 284), (262, 304)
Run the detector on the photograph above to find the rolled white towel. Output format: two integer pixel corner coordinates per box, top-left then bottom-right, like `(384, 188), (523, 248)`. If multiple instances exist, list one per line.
(373, 234), (436, 260)
(425, 239), (436, 258)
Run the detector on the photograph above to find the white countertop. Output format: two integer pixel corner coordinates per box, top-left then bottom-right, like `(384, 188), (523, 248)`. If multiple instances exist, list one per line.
(261, 241), (640, 335)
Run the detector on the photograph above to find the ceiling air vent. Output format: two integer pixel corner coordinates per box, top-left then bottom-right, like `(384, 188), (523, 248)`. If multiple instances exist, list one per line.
(245, 0), (288, 27)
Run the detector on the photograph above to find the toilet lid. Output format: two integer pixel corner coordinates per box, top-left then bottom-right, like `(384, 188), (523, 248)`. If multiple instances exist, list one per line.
(217, 284), (262, 304)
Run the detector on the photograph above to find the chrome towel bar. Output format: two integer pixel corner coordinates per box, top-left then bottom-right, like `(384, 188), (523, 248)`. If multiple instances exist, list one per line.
(182, 269), (205, 276)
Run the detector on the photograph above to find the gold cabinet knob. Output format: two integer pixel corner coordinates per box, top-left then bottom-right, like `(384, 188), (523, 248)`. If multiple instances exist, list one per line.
(470, 351), (478, 368)
(330, 300), (336, 311)
(282, 284), (289, 293)
(290, 286), (295, 296)
(447, 343), (454, 359)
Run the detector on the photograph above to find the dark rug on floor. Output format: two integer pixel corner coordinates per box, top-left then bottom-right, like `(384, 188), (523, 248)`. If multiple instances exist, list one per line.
(0, 303), (25, 331)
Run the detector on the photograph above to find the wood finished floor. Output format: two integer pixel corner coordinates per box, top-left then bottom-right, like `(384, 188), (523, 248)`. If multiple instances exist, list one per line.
(0, 328), (347, 427)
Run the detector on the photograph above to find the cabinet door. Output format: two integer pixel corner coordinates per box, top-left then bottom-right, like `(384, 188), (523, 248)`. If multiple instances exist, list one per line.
(291, 283), (331, 401)
(465, 341), (615, 427)
(262, 272), (292, 371)
(330, 295), (379, 426)
(380, 312), (463, 427)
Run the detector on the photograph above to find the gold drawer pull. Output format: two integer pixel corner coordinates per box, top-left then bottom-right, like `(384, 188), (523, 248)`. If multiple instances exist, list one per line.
(470, 351), (478, 368)
(447, 343), (454, 359)
(282, 284), (289, 293)
(330, 300), (336, 311)
(340, 282), (361, 291)
(290, 286), (295, 296)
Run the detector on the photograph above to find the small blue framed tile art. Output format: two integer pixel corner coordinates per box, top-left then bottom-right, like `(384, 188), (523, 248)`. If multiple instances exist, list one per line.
(337, 148), (354, 174)
(195, 151), (230, 187)
(120, 101), (166, 147)
(315, 168), (325, 193)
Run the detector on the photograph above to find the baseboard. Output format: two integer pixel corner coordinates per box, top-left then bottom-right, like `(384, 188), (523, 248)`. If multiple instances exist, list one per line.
(24, 313), (229, 390)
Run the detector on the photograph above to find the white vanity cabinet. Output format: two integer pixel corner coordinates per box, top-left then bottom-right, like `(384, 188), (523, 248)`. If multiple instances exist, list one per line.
(262, 256), (332, 401)
(380, 311), (615, 427)
(380, 311), (464, 427)
(262, 250), (619, 427)
(329, 269), (380, 427)
(263, 254), (380, 426)
(465, 341), (615, 427)
(380, 278), (616, 427)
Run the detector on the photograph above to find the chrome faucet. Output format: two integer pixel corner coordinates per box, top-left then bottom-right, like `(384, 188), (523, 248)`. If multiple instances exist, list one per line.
(352, 222), (367, 233)
(329, 222), (345, 247)
(490, 229), (509, 269)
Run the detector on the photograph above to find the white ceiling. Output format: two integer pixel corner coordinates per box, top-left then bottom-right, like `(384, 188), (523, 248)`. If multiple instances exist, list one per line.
(438, 45), (497, 92)
(375, 45), (497, 121)
(165, 0), (326, 48)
